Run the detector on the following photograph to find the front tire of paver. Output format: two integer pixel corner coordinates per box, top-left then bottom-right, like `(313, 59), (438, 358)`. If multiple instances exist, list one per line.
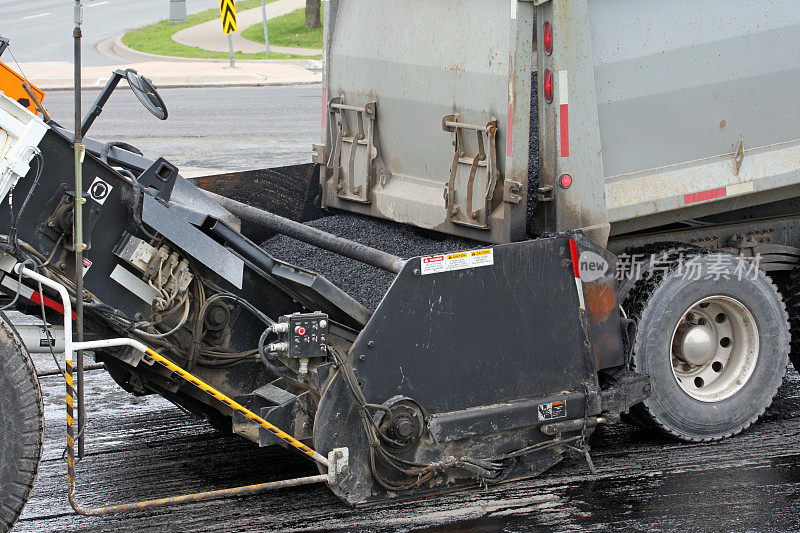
(0, 314), (44, 532)
(624, 253), (789, 441)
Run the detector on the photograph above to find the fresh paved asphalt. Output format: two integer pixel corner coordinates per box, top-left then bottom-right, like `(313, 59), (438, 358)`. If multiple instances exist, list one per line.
(0, 0), (221, 66)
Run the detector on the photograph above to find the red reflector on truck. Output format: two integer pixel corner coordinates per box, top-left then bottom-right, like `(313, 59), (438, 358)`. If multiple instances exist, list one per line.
(569, 238), (581, 279)
(558, 71), (569, 158)
(684, 186), (727, 204)
(559, 174), (572, 188)
(543, 69), (553, 103)
(543, 22), (553, 54)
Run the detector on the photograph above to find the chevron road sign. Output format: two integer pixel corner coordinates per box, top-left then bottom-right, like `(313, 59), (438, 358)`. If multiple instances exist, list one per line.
(219, 0), (237, 34)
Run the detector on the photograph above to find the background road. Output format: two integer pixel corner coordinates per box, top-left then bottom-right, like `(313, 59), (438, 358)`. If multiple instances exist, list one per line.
(43, 84), (322, 176)
(0, 0), (221, 66)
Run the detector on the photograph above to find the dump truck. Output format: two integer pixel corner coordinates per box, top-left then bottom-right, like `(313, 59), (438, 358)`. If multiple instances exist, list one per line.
(2, 1), (800, 530)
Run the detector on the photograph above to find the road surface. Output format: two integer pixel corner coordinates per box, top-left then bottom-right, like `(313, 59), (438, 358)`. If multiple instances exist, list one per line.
(0, 0), (221, 66)
(15, 352), (800, 532)
(42, 84), (322, 176)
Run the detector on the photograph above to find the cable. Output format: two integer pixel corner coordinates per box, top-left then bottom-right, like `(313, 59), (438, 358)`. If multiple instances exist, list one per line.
(133, 296), (190, 340)
(37, 279), (66, 379)
(8, 149), (43, 254)
(1, 258), (35, 310)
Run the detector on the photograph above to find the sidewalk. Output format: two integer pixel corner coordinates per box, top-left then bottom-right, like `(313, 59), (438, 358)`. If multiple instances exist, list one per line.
(173, 0), (322, 56)
(17, 60), (320, 91)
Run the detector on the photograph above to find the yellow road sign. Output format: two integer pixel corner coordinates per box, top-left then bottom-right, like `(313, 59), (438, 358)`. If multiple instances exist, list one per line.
(219, 0), (237, 34)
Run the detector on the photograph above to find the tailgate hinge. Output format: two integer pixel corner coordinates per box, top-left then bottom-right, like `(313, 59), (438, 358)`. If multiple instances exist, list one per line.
(442, 113), (502, 230)
(326, 95), (377, 204)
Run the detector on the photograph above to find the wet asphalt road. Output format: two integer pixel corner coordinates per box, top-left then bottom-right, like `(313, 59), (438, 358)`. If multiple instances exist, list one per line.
(15, 86), (800, 531)
(15, 354), (800, 532)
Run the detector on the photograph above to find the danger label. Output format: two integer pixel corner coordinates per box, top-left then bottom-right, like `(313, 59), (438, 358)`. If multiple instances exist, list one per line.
(420, 248), (494, 275)
(538, 400), (567, 422)
(82, 257), (92, 275)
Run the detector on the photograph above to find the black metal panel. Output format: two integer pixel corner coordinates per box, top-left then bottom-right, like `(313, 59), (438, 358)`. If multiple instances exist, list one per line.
(137, 157), (178, 201)
(3, 130), (150, 321)
(427, 391), (586, 443)
(350, 237), (596, 415)
(141, 194), (245, 289)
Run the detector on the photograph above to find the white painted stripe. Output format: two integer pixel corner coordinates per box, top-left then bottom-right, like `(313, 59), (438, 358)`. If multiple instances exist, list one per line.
(559, 70), (569, 105)
(575, 278), (585, 310)
(87, 1), (108, 7)
(22, 12), (51, 20)
(726, 181), (754, 196)
(511, 0), (517, 20)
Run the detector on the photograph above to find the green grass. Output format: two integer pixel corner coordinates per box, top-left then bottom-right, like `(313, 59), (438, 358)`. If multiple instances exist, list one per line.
(122, 0), (318, 60)
(241, 8), (323, 49)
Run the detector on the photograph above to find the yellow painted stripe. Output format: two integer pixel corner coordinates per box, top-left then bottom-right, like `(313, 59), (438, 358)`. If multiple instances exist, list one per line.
(144, 349), (328, 467)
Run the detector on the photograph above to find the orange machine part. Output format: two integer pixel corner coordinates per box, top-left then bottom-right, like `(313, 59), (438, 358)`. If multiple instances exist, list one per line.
(0, 60), (45, 115)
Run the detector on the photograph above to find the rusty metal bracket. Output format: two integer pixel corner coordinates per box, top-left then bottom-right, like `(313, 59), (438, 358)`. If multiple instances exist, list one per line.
(504, 179), (523, 204)
(442, 113), (502, 229)
(734, 138), (745, 176)
(327, 95), (377, 204)
(537, 186), (554, 203)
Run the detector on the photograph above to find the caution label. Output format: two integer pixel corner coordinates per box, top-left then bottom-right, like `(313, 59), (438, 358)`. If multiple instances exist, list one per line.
(538, 400), (567, 422)
(219, 0), (237, 34)
(420, 248), (494, 275)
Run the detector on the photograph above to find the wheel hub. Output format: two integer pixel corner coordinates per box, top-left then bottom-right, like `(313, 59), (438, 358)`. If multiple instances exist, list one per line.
(674, 323), (716, 366)
(670, 296), (759, 402)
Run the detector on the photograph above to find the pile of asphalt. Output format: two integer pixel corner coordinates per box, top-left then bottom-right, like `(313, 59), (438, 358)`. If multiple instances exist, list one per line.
(527, 70), (540, 237)
(262, 212), (479, 310)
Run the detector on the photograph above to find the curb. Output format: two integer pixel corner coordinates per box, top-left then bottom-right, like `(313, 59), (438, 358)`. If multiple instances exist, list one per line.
(29, 34), (324, 91)
(40, 79), (322, 92)
(111, 35), (322, 70)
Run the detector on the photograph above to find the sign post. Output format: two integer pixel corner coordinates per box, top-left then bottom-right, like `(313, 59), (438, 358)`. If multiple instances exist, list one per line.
(219, 0), (238, 67)
(261, 0), (270, 57)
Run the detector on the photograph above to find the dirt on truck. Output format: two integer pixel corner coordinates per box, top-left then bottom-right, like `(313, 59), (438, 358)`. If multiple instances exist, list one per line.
(1, 1), (800, 531)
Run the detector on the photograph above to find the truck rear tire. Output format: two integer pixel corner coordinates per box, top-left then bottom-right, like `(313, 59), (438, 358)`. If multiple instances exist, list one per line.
(785, 264), (800, 373)
(624, 253), (789, 441)
(0, 314), (44, 532)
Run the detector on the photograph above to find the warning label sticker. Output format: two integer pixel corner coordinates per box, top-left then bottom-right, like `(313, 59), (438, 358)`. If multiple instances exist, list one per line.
(88, 177), (113, 205)
(420, 248), (494, 275)
(82, 257), (92, 275)
(538, 400), (567, 422)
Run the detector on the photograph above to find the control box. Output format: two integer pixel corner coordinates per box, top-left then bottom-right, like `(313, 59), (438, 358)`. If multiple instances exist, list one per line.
(275, 313), (329, 359)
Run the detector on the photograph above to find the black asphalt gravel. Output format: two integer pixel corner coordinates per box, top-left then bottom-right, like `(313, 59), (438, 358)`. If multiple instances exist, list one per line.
(262, 212), (480, 310)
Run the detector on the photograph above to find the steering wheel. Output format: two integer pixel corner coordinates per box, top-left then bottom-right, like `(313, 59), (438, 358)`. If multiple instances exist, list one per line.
(125, 69), (168, 121)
